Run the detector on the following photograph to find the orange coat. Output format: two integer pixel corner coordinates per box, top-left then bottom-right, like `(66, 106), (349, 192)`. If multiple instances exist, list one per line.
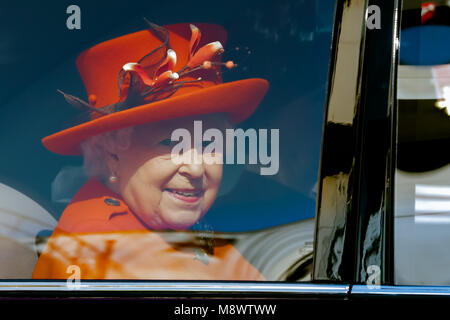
(32, 178), (264, 280)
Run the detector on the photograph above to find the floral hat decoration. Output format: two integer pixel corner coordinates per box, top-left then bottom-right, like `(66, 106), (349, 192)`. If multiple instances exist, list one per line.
(43, 20), (269, 155)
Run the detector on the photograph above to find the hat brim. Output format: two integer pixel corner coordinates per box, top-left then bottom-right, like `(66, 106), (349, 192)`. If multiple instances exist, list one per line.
(43, 78), (269, 155)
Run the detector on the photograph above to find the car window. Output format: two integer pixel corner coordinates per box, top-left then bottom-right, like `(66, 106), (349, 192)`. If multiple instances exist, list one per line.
(0, 0), (335, 281)
(395, 0), (450, 285)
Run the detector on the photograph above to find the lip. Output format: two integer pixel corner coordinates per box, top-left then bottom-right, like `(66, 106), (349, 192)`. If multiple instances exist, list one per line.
(164, 188), (203, 204)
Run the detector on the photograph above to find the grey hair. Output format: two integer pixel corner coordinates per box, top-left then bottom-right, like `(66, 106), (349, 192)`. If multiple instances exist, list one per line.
(80, 127), (134, 180)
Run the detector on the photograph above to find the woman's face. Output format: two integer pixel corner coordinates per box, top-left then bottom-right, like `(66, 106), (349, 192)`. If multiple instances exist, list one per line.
(108, 114), (225, 230)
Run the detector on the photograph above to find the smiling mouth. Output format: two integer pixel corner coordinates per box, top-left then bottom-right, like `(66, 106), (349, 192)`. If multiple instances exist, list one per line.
(164, 188), (203, 203)
(165, 188), (203, 197)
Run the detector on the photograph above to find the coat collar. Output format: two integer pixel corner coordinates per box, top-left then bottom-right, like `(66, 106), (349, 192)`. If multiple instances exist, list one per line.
(56, 178), (147, 233)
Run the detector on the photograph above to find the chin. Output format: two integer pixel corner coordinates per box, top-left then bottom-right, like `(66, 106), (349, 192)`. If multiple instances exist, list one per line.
(162, 211), (204, 230)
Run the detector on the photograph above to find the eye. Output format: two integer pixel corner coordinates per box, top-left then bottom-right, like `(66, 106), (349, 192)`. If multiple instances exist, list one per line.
(202, 140), (213, 147)
(159, 139), (173, 147)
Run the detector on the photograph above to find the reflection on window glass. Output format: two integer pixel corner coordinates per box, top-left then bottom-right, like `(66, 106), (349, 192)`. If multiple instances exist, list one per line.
(0, 0), (334, 280)
(395, 0), (450, 285)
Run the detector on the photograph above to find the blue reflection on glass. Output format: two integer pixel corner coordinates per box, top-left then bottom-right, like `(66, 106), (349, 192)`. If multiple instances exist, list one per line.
(400, 25), (450, 65)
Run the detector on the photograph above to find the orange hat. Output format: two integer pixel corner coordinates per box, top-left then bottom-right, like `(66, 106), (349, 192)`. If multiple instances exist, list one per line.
(42, 22), (269, 155)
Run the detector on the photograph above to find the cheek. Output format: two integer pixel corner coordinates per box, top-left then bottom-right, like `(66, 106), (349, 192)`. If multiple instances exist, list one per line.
(203, 164), (223, 205)
(207, 163), (223, 186)
(121, 172), (160, 216)
(120, 150), (174, 186)
(119, 156), (179, 213)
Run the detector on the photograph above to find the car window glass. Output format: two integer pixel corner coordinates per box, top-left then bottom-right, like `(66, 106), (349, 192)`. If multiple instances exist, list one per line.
(0, 0), (335, 281)
(395, 0), (450, 285)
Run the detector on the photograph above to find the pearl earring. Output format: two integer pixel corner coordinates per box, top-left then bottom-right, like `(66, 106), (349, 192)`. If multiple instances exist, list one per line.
(109, 174), (118, 184)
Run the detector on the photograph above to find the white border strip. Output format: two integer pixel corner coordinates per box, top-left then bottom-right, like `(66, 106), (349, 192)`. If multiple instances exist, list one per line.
(352, 285), (450, 296)
(0, 282), (349, 295)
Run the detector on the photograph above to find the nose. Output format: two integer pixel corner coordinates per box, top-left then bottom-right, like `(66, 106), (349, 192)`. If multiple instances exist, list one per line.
(178, 148), (205, 179)
(179, 162), (205, 179)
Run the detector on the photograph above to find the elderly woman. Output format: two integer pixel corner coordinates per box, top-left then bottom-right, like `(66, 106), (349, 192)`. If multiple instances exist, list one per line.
(32, 22), (268, 280)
